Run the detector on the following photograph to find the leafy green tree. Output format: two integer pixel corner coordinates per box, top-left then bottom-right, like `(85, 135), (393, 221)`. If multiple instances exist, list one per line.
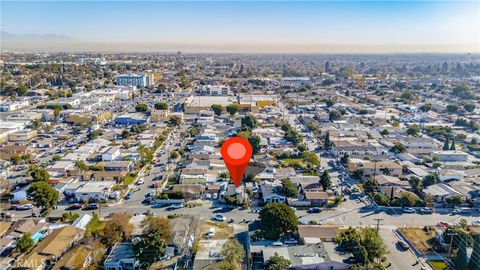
(135, 103), (148, 112)
(352, 245), (369, 264)
(450, 138), (456, 150)
(17, 232), (34, 252)
(452, 84), (474, 100)
(454, 234), (469, 270)
(168, 115), (182, 126)
(226, 104), (240, 116)
(248, 135), (261, 155)
(329, 110), (342, 121)
(352, 169), (364, 180)
(468, 235), (480, 270)
(154, 102), (168, 110)
(303, 151), (320, 166)
(389, 143), (406, 154)
(373, 193), (388, 206)
(27, 181), (59, 214)
(447, 104), (459, 114)
(443, 136), (450, 150)
(446, 195), (464, 206)
(320, 170), (332, 191)
(241, 115), (257, 129)
(464, 103), (476, 113)
(122, 129), (131, 139)
(281, 179), (298, 198)
(363, 179), (378, 194)
(259, 203), (298, 240)
(409, 176), (422, 194)
(423, 173), (439, 187)
(220, 239), (244, 270)
(52, 155), (61, 161)
(325, 99), (336, 107)
(266, 252), (291, 270)
(406, 125), (420, 136)
(133, 229), (167, 269)
(380, 129), (389, 136)
(398, 193), (419, 207)
(420, 103), (432, 112)
(10, 154), (22, 165)
(102, 213), (133, 246)
(30, 167), (50, 182)
(211, 104), (223, 116)
(62, 212), (79, 223)
(335, 227), (387, 263)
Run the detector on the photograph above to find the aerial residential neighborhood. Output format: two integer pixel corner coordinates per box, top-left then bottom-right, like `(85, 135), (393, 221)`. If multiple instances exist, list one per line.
(1, 1), (479, 270)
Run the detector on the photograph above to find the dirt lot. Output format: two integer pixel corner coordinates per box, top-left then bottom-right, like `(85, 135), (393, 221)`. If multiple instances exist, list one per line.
(400, 227), (437, 254)
(198, 220), (234, 240)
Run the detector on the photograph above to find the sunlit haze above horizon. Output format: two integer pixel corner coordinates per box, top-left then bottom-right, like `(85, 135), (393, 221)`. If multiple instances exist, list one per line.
(1, 1), (479, 52)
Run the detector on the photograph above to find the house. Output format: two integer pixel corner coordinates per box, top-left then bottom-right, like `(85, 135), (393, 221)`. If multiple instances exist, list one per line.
(170, 184), (205, 200)
(252, 244), (349, 270)
(433, 151), (469, 162)
(101, 146), (121, 161)
(422, 183), (463, 203)
(100, 161), (134, 172)
(17, 226), (81, 270)
(0, 145), (35, 159)
(74, 181), (116, 202)
(348, 159), (403, 178)
(150, 109), (170, 122)
(51, 246), (93, 270)
(438, 170), (464, 182)
(304, 191), (334, 206)
(8, 130), (38, 142)
(376, 175), (410, 187)
(379, 186), (419, 201)
(260, 182), (286, 203)
(193, 239), (227, 270)
(297, 225), (342, 242)
(104, 243), (136, 270)
(276, 167), (296, 178)
(82, 171), (127, 182)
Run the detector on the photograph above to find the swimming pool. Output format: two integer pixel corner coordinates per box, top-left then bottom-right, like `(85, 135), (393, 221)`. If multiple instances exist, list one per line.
(31, 232), (43, 243)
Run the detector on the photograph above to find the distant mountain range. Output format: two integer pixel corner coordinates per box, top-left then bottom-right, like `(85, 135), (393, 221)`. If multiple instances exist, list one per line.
(1, 31), (76, 44)
(0, 31), (477, 53)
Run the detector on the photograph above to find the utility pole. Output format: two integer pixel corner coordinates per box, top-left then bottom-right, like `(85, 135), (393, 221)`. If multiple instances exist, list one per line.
(447, 232), (457, 262)
(374, 218), (383, 231)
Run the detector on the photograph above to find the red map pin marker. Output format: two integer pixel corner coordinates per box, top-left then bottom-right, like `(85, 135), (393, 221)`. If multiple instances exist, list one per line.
(221, 137), (253, 187)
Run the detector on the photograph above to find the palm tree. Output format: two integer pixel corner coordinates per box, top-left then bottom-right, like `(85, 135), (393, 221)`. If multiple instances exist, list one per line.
(75, 159), (88, 180)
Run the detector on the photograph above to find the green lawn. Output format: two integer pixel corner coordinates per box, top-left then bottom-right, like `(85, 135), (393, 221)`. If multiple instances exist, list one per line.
(429, 260), (447, 270)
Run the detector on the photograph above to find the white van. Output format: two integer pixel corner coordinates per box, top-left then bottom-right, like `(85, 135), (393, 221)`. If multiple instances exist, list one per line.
(207, 227), (216, 238)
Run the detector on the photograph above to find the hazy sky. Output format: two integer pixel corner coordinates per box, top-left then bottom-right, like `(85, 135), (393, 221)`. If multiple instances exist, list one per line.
(1, 1), (479, 51)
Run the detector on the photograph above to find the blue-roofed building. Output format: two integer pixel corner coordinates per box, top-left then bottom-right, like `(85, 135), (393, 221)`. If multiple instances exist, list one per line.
(115, 113), (149, 126)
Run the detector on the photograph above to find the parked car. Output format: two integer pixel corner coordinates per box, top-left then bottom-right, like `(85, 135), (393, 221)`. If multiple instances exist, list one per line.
(0, 212), (15, 219)
(67, 203), (83, 210)
(83, 203), (99, 210)
(124, 193), (132, 200)
(437, 222), (451, 228)
(307, 207), (322, 213)
(403, 207), (416, 213)
(136, 178), (145, 185)
(420, 208), (434, 214)
(207, 227), (216, 238)
(472, 219), (480, 226)
(398, 240), (409, 250)
(18, 204), (33, 210)
(213, 214), (226, 222)
(168, 204), (183, 210)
